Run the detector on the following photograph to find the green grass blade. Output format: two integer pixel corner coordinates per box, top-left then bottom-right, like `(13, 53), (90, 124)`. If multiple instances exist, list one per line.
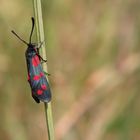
(32, 0), (54, 140)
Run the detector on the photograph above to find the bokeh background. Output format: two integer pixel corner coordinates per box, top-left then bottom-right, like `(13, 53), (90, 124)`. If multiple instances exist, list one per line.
(0, 0), (140, 140)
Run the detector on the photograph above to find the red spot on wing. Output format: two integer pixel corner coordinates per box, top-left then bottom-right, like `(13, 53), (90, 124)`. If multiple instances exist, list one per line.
(40, 72), (44, 77)
(33, 75), (40, 80)
(37, 89), (43, 95)
(32, 55), (40, 67)
(41, 84), (47, 90)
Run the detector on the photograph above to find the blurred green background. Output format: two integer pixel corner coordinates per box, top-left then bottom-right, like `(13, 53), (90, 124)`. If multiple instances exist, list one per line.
(0, 0), (140, 140)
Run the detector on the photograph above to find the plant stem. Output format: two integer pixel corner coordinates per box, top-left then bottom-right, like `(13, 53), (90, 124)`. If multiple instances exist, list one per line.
(32, 0), (54, 140)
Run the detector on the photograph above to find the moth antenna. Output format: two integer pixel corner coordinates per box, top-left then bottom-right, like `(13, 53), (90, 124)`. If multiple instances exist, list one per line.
(11, 30), (28, 45)
(29, 17), (35, 44)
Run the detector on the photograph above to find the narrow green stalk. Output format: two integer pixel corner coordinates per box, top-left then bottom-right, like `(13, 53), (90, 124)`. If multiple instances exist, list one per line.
(32, 0), (54, 140)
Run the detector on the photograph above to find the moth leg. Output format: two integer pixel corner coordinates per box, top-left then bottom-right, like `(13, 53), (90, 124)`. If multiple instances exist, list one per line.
(37, 41), (44, 49)
(35, 41), (47, 62)
(44, 71), (51, 76)
(32, 94), (40, 103)
(36, 52), (47, 62)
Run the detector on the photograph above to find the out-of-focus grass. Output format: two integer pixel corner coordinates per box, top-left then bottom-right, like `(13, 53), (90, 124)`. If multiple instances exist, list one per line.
(0, 0), (140, 140)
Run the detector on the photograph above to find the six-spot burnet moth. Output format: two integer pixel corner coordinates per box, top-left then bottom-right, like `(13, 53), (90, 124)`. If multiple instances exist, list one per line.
(11, 17), (51, 103)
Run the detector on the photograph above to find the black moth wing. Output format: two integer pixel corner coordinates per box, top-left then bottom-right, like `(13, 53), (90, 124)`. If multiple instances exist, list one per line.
(32, 75), (51, 103)
(26, 48), (51, 103)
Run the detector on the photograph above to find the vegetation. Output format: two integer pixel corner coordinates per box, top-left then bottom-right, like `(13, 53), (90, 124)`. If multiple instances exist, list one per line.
(0, 0), (140, 140)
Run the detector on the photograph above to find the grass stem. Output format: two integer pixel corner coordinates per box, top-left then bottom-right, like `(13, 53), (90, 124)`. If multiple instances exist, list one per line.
(32, 0), (54, 140)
